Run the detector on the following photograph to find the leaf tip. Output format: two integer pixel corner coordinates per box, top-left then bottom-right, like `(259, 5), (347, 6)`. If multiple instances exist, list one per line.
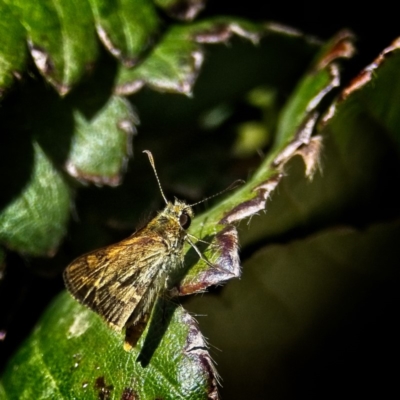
(315, 29), (355, 71)
(341, 35), (400, 101)
(28, 40), (71, 96)
(163, 0), (206, 21)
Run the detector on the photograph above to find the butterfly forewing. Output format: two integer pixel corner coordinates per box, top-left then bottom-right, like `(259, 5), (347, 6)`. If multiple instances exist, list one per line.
(64, 234), (170, 332)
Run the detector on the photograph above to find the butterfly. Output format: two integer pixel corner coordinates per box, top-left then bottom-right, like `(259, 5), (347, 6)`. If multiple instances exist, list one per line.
(64, 150), (229, 349)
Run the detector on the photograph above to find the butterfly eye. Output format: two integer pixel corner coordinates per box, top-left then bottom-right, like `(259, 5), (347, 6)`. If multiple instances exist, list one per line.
(179, 212), (191, 230)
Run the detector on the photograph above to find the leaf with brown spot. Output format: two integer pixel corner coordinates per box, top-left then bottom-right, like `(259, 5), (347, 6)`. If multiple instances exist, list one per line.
(1, 293), (218, 399)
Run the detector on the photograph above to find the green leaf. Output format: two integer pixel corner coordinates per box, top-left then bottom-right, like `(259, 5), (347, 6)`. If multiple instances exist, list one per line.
(5, 78), (138, 187)
(1, 292), (218, 399)
(88, 0), (159, 66)
(116, 17), (263, 95)
(3, 0), (98, 95)
(0, 1), (26, 94)
(0, 142), (70, 256)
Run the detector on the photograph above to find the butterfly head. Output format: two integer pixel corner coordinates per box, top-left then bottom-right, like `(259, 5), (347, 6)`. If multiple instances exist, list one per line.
(169, 199), (194, 231)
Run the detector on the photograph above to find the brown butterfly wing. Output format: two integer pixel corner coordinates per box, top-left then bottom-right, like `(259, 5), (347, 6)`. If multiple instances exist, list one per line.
(63, 234), (169, 332)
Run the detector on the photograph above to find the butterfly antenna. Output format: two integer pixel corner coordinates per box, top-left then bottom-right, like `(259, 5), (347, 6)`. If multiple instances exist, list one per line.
(188, 179), (245, 208)
(143, 150), (168, 205)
